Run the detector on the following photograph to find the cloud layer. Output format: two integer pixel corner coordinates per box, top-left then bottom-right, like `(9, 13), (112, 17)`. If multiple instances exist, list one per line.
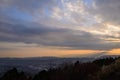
(0, 0), (120, 51)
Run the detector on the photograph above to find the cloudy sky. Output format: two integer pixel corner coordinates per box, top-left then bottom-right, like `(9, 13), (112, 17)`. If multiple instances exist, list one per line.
(0, 0), (120, 57)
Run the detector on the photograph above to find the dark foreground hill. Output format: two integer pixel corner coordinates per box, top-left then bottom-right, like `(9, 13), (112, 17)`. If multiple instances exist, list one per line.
(0, 57), (120, 80)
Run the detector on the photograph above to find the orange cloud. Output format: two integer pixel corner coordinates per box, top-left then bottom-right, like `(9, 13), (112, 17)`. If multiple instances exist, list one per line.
(108, 48), (120, 55)
(0, 47), (101, 58)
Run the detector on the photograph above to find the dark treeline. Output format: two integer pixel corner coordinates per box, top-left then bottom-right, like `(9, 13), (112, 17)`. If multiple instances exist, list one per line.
(0, 57), (120, 80)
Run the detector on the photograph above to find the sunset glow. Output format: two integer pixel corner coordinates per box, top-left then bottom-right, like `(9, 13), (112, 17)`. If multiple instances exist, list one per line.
(0, 0), (120, 57)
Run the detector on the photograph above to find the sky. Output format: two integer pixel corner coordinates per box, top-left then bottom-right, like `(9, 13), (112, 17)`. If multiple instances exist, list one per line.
(0, 0), (120, 57)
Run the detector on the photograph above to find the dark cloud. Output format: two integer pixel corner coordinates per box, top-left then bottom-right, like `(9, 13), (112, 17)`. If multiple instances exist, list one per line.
(0, 20), (120, 50)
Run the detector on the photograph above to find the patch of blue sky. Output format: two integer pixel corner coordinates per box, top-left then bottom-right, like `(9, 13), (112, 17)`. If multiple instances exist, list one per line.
(84, 0), (93, 7)
(43, 8), (52, 17)
(3, 7), (33, 22)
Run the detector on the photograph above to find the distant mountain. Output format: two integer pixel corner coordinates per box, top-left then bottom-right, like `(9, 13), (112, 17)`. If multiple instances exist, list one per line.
(63, 52), (108, 58)
(96, 55), (120, 59)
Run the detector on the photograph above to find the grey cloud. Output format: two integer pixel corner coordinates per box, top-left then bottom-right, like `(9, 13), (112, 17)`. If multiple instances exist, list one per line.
(0, 0), (120, 51)
(0, 0), (58, 23)
(91, 0), (120, 25)
(0, 47), (15, 51)
(1, 20), (120, 50)
(0, 0), (57, 11)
